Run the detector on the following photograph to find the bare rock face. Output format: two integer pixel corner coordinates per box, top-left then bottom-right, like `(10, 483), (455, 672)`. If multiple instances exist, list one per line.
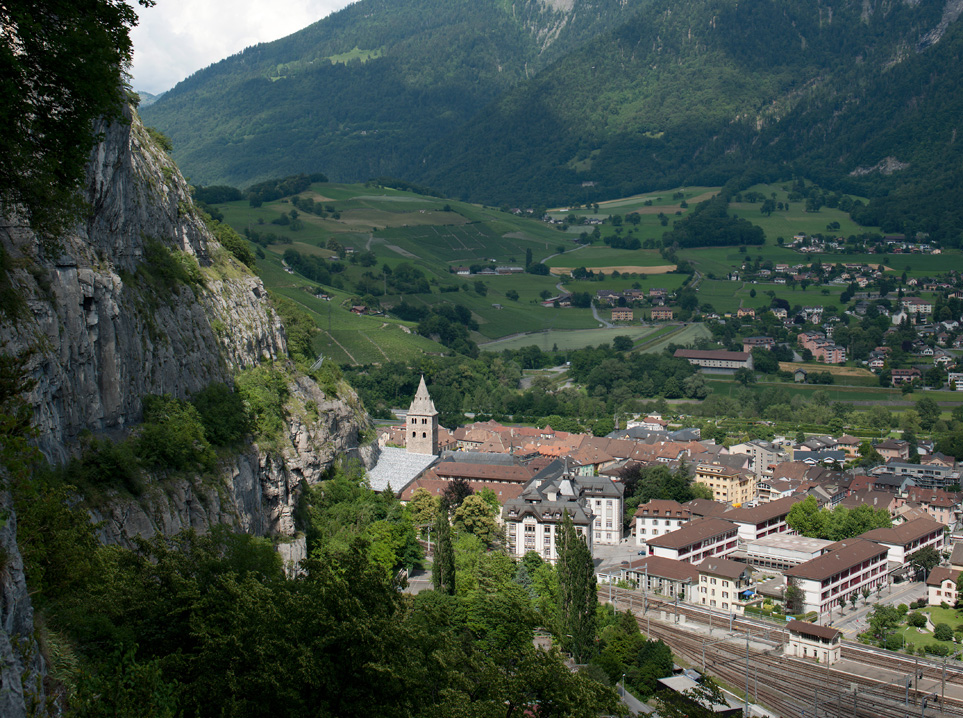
(0, 493), (44, 718)
(1, 109), (287, 463)
(0, 107), (376, 713)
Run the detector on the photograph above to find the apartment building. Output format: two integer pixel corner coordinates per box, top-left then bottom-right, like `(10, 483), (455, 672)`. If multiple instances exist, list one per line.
(698, 558), (754, 613)
(694, 463), (758, 506)
(634, 499), (691, 546)
(673, 349), (753, 371)
(785, 538), (889, 615)
(646, 518), (739, 564)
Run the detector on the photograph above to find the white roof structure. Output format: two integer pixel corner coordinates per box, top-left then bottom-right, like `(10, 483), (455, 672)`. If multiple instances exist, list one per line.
(366, 447), (437, 493)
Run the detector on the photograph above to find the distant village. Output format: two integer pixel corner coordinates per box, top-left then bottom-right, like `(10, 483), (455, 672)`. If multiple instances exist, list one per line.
(371, 379), (960, 628)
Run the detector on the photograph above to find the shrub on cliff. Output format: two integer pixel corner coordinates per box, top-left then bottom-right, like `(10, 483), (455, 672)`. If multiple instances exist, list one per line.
(136, 394), (216, 473)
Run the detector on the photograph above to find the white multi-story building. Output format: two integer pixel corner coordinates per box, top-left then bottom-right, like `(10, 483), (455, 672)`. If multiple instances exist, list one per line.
(698, 558), (754, 613)
(580, 476), (625, 546)
(858, 517), (946, 567)
(646, 518), (738, 564)
(634, 499), (691, 546)
(785, 538), (889, 616)
(722, 496), (800, 542)
(727, 440), (788, 477)
(502, 471), (621, 561)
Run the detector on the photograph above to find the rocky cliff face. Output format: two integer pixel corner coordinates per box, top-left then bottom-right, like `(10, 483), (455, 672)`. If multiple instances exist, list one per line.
(0, 106), (376, 711)
(1, 109), (289, 463)
(1, 105), (374, 512)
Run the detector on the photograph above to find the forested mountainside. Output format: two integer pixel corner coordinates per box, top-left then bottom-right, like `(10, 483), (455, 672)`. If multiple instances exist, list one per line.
(145, 0), (963, 240)
(140, 0), (633, 187)
(419, 0), (963, 218)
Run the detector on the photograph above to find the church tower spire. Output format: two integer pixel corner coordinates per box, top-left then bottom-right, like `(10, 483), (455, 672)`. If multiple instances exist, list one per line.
(406, 376), (438, 455)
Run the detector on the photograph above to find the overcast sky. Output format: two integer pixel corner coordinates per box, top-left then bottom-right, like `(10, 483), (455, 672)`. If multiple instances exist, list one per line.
(129, 0), (355, 95)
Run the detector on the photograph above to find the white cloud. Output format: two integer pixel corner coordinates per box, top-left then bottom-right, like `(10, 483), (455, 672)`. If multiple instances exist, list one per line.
(129, 0), (353, 95)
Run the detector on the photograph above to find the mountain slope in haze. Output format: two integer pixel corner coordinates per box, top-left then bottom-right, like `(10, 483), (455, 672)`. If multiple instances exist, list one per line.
(141, 0), (635, 187)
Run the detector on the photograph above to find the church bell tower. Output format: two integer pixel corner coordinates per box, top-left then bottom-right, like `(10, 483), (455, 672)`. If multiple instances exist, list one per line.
(406, 375), (438, 455)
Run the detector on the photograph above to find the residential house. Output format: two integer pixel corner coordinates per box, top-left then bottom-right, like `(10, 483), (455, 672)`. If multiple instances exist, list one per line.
(635, 500), (691, 546)
(698, 558), (755, 613)
(927, 566), (961, 606)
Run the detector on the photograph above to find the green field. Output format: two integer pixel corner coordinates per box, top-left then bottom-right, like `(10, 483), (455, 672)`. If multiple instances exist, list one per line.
(215, 180), (963, 365)
(480, 325), (661, 352)
(705, 377), (963, 407)
(696, 279), (847, 315)
(547, 247), (674, 270)
(637, 323), (711, 353)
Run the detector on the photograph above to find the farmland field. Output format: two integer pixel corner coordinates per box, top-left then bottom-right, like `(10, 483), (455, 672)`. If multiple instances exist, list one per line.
(637, 323), (711, 353)
(546, 247), (671, 269)
(778, 362), (875, 378)
(705, 377), (963, 407)
(695, 279), (846, 315)
(480, 325), (661, 352)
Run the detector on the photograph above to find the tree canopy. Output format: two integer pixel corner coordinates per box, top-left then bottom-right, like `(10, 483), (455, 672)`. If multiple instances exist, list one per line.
(1, 0), (153, 236)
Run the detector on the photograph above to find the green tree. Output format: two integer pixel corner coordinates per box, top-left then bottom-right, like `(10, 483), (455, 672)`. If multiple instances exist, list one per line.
(407, 487), (439, 527)
(691, 483), (714, 500)
(556, 511), (597, 663)
(916, 396), (941, 430)
(734, 367), (756, 386)
(868, 604), (902, 642)
(935, 623), (954, 641)
(908, 546), (941, 580)
(786, 496), (825, 538)
(613, 335), (634, 352)
(453, 493), (500, 545)
(0, 0), (154, 236)
(908, 612), (927, 628)
(432, 510), (456, 595)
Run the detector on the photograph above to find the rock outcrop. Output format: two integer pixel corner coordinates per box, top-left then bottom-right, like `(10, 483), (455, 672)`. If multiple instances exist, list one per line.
(0, 107), (375, 713)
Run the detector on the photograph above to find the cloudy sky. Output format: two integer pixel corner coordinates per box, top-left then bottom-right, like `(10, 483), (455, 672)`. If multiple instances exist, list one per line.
(129, 0), (355, 95)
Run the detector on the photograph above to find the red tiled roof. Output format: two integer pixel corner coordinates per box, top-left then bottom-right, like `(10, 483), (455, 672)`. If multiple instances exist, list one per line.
(432, 462), (533, 483)
(858, 517), (944, 546)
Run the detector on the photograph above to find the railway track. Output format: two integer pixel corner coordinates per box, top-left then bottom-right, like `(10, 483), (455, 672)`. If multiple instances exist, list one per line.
(606, 587), (963, 717)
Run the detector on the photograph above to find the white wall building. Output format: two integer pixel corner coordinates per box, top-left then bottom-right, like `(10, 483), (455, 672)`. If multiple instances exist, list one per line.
(646, 518), (738, 564)
(634, 499), (691, 546)
(785, 538), (889, 616)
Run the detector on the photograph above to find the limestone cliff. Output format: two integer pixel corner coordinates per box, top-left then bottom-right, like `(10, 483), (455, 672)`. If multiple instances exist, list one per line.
(0, 106), (376, 711)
